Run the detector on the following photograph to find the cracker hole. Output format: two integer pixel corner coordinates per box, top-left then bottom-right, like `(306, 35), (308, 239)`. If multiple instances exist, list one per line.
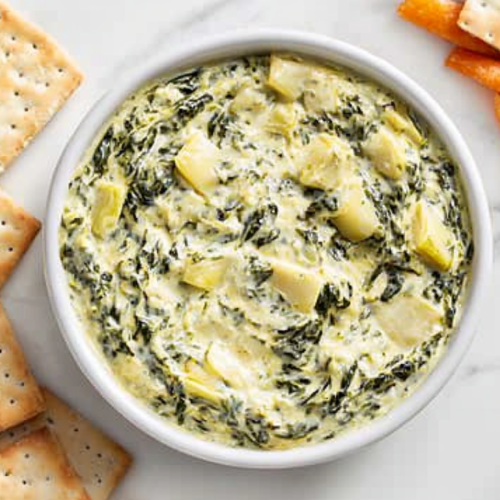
(9, 399), (15, 405)
(10, 124), (16, 130)
(45, 82), (50, 88)
(18, 71), (24, 78)
(46, 475), (51, 482)
(22, 479), (27, 485)
(85, 445), (91, 450)
(4, 372), (9, 378)
(10, 35), (16, 41)
(1, 221), (5, 226)
(24, 453), (30, 459)
(5, 51), (10, 58)
(32, 43), (38, 50)
(73, 427), (79, 433)
(58, 68), (64, 74)
(97, 453), (102, 458)
(13, 91), (19, 97)
(24, 107), (29, 113)
(8, 247), (13, 252)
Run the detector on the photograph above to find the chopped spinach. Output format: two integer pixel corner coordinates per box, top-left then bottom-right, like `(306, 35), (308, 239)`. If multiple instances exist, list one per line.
(240, 203), (278, 245)
(169, 68), (201, 95)
(91, 127), (114, 175)
(315, 281), (353, 316)
(380, 270), (404, 302)
(329, 236), (350, 261)
(273, 320), (323, 361)
(303, 191), (339, 219)
(322, 362), (358, 416)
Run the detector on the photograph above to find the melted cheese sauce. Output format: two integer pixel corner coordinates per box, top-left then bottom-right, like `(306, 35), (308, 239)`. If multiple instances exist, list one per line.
(59, 54), (473, 449)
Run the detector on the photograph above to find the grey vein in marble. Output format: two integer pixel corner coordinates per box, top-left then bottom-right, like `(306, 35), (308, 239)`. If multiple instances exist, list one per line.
(460, 361), (500, 381)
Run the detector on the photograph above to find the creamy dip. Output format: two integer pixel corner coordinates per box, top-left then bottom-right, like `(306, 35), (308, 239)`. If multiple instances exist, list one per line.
(59, 54), (473, 449)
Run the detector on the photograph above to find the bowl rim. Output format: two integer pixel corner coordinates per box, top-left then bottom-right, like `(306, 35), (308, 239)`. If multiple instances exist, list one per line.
(44, 28), (493, 469)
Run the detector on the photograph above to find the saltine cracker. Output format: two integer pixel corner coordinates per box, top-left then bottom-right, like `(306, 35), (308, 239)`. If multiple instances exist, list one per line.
(0, 427), (90, 500)
(0, 303), (44, 432)
(0, 388), (133, 500)
(459, 0), (500, 51)
(0, 1), (83, 171)
(0, 189), (41, 289)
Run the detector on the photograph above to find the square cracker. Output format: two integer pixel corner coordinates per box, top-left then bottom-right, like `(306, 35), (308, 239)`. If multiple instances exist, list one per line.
(459, 0), (500, 51)
(0, 388), (133, 500)
(0, 303), (44, 432)
(0, 1), (83, 171)
(0, 189), (41, 289)
(0, 427), (90, 499)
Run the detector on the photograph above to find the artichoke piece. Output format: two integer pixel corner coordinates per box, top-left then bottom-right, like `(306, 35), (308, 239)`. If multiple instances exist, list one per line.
(299, 133), (353, 191)
(184, 379), (221, 403)
(206, 342), (246, 389)
(91, 181), (126, 238)
(267, 55), (310, 100)
(266, 103), (297, 138)
(304, 77), (338, 114)
(383, 108), (423, 146)
(184, 360), (221, 403)
(182, 257), (228, 291)
(375, 294), (443, 349)
(174, 133), (219, 194)
(230, 86), (266, 112)
(412, 200), (454, 272)
(332, 182), (380, 242)
(270, 261), (323, 313)
(363, 126), (406, 180)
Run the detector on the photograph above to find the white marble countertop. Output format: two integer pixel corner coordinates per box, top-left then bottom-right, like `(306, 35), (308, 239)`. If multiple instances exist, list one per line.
(4, 0), (500, 498)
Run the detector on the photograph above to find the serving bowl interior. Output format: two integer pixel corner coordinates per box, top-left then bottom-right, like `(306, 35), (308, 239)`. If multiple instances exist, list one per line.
(44, 30), (493, 469)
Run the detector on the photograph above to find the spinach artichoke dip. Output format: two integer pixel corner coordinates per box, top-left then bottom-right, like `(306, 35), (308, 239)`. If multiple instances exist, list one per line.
(59, 54), (473, 450)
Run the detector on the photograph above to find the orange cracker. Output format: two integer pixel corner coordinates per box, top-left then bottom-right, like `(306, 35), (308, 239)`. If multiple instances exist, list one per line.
(494, 93), (500, 127)
(446, 46), (500, 92)
(398, 0), (499, 56)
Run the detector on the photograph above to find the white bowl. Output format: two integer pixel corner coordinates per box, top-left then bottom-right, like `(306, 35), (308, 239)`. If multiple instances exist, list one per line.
(44, 30), (493, 469)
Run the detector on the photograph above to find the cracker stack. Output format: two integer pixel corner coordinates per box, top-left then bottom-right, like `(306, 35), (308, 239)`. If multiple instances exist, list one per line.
(0, 428), (91, 500)
(0, 294), (133, 500)
(0, 389), (133, 500)
(0, 3), (133, 499)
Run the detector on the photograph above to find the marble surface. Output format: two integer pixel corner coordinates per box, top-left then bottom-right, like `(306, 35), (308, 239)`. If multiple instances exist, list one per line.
(3, 0), (500, 498)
